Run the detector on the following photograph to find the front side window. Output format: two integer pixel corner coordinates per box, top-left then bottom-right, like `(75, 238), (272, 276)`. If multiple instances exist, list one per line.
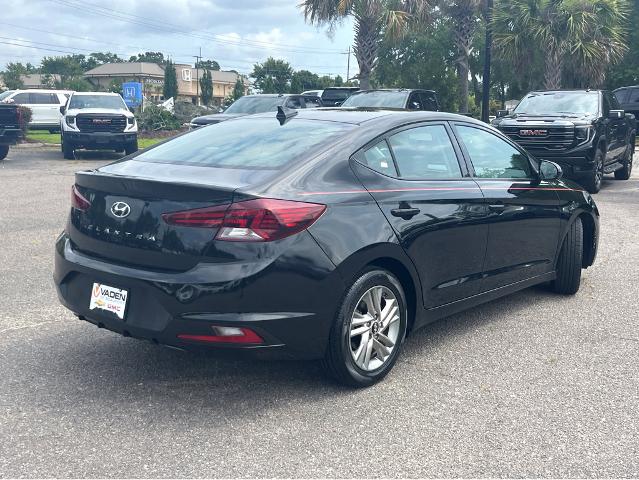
(614, 89), (629, 104)
(456, 125), (533, 179)
(286, 97), (302, 109)
(388, 125), (462, 179)
(629, 88), (639, 103)
(10, 93), (30, 104)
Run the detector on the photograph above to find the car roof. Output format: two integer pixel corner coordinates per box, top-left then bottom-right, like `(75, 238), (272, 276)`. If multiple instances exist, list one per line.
(525, 90), (601, 94)
(71, 92), (121, 96)
(247, 107), (483, 126)
(350, 88), (436, 94)
(11, 89), (72, 94)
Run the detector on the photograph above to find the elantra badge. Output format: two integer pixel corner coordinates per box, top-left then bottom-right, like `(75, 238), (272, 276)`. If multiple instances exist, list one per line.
(520, 129), (548, 136)
(110, 202), (131, 218)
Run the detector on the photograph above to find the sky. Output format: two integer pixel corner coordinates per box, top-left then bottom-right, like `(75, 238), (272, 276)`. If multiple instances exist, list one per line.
(0, 0), (356, 78)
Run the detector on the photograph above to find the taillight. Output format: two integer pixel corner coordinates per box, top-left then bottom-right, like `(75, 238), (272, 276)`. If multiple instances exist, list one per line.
(71, 185), (91, 211)
(177, 327), (264, 344)
(163, 198), (326, 242)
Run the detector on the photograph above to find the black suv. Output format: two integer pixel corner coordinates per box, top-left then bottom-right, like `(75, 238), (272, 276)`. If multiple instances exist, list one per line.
(341, 89), (440, 111)
(614, 86), (639, 119)
(493, 90), (636, 193)
(190, 94), (323, 127)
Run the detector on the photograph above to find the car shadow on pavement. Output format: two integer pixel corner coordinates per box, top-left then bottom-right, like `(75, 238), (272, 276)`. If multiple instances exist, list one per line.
(37, 284), (561, 406)
(72, 150), (123, 161)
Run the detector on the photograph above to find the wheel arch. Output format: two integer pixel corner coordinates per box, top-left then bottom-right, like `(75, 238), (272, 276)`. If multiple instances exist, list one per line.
(579, 212), (597, 268)
(335, 244), (423, 334)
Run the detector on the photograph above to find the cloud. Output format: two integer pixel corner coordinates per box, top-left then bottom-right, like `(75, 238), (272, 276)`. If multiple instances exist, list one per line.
(0, 0), (354, 77)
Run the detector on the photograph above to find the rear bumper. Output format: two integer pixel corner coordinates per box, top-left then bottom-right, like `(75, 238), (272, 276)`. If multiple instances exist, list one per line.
(65, 131), (137, 149)
(53, 233), (344, 359)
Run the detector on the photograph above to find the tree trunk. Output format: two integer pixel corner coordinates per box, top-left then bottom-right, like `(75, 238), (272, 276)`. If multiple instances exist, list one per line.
(544, 43), (564, 90)
(353, 14), (379, 90)
(454, 9), (476, 114)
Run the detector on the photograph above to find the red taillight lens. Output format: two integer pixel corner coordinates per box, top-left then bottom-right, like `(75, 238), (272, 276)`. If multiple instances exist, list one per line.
(162, 204), (229, 227)
(177, 327), (264, 344)
(71, 185), (91, 211)
(163, 198), (326, 242)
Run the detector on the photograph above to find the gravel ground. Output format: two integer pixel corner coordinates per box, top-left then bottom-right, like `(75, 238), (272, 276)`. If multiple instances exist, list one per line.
(0, 148), (637, 478)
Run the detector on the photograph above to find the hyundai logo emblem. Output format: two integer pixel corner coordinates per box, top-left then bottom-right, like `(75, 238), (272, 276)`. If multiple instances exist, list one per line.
(110, 202), (131, 218)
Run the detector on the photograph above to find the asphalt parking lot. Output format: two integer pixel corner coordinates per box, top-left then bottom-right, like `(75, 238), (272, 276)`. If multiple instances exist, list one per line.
(1, 147), (638, 478)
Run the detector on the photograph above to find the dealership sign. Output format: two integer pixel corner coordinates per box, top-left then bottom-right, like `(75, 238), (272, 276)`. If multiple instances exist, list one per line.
(122, 82), (143, 107)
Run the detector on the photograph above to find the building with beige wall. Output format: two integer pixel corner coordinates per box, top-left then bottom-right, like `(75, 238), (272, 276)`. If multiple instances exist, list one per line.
(84, 62), (249, 106)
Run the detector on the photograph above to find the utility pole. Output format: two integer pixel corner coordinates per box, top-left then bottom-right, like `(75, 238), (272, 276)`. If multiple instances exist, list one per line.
(193, 47), (202, 106)
(481, 0), (493, 123)
(346, 46), (351, 81)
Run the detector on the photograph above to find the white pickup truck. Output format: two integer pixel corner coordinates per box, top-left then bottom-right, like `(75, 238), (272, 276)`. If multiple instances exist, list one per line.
(60, 92), (138, 159)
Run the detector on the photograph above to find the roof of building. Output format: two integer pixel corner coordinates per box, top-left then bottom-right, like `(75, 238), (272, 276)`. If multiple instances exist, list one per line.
(84, 62), (165, 78)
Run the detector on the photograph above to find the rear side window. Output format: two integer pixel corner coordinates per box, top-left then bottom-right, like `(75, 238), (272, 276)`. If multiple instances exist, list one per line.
(419, 92), (438, 111)
(629, 88), (639, 103)
(136, 118), (354, 169)
(303, 97), (322, 108)
(456, 125), (532, 179)
(286, 97), (302, 109)
(360, 140), (398, 176)
(614, 89), (629, 104)
(30, 92), (57, 104)
(388, 125), (462, 179)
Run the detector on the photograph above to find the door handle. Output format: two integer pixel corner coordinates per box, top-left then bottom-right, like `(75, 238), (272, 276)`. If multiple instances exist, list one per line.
(488, 203), (506, 213)
(391, 207), (421, 219)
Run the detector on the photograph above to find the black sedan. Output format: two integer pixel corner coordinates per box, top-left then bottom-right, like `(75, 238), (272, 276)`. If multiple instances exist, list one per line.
(54, 108), (599, 387)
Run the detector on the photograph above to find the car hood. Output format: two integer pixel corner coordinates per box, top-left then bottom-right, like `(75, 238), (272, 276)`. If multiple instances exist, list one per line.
(191, 113), (247, 125)
(494, 113), (596, 128)
(66, 108), (134, 118)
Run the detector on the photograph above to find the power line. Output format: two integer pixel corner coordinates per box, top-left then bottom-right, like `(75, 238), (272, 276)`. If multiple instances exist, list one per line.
(51, 0), (347, 55)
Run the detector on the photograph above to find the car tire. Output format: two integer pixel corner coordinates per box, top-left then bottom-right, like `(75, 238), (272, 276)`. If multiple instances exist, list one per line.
(62, 138), (75, 160)
(614, 139), (634, 180)
(585, 149), (604, 194)
(0, 145), (9, 161)
(323, 268), (408, 387)
(552, 217), (583, 295)
(125, 140), (138, 156)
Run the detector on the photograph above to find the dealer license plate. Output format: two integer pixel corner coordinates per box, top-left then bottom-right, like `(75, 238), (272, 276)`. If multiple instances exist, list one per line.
(89, 283), (128, 320)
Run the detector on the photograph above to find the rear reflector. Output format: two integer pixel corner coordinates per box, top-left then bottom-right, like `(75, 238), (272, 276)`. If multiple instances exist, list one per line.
(177, 327), (264, 344)
(163, 198), (326, 242)
(71, 185), (91, 211)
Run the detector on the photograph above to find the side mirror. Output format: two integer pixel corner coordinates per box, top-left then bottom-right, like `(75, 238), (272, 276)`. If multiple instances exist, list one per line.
(59, 105), (65, 114)
(540, 160), (563, 181)
(496, 109), (509, 118)
(609, 109), (624, 119)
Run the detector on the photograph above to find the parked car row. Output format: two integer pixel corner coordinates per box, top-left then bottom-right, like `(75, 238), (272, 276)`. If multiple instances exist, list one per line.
(0, 88), (71, 131)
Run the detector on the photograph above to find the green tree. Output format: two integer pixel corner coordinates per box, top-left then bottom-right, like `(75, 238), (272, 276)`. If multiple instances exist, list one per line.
(300, 0), (434, 89)
(251, 57), (293, 93)
(290, 70), (321, 92)
(232, 78), (245, 100)
(375, 19), (460, 111)
(2, 62), (27, 89)
(129, 52), (165, 65)
(195, 59), (220, 70)
(163, 60), (178, 99)
(200, 69), (213, 105)
(493, 0), (629, 89)
(89, 52), (123, 66)
(607, 0), (639, 87)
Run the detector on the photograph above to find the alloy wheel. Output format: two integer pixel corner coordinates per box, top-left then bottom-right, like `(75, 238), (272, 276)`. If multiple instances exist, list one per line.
(349, 286), (401, 371)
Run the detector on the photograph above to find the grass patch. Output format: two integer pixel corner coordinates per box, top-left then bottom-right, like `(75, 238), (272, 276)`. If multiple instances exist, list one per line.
(26, 131), (169, 150)
(27, 131), (60, 144)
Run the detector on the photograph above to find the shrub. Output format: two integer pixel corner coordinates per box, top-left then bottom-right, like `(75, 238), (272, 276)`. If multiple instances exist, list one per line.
(173, 101), (212, 124)
(17, 106), (32, 136)
(138, 105), (181, 131)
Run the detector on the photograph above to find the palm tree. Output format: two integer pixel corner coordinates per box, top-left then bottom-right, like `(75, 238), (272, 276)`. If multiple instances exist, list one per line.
(445, 0), (484, 113)
(493, 0), (628, 90)
(300, 0), (433, 90)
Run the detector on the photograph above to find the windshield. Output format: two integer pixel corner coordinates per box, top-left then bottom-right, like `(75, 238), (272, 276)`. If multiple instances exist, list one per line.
(0, 90), (15, 102)
(224, 96), (283, 114)
(341, 91), (408, 108)
(515, 92), (599, 116)
(69, 95), (127, 110)
(135, 118), (354, 169)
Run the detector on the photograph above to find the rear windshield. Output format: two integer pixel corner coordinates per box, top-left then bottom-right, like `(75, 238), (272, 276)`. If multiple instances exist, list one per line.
(135, 117), (355, 169)
(322, 89), (355, 101)
(341, 91), (408, 108)
(69, 95), (127, 110)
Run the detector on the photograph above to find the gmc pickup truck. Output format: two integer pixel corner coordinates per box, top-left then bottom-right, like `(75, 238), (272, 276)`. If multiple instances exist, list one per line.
(0, 103), (23, 161)
(493, 89), (636, 193)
